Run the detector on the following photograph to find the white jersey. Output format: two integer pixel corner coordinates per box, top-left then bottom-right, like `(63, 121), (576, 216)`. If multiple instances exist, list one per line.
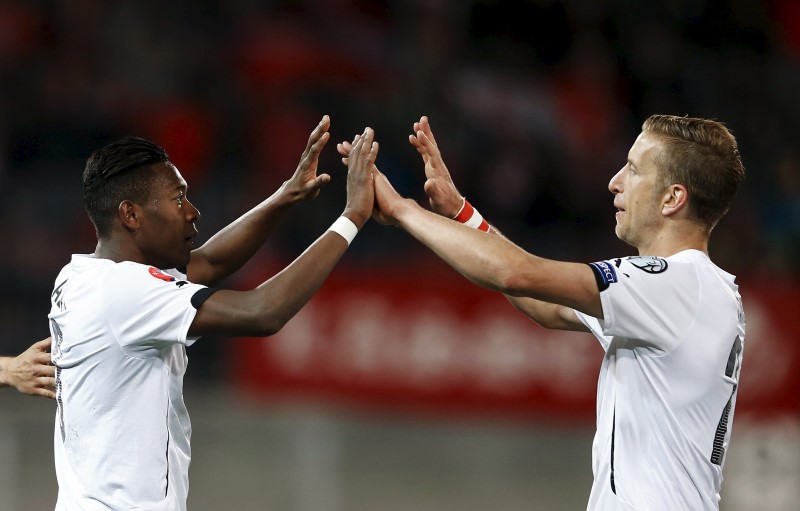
(48, 254), (211, 511)
(575, 250), (745, 511)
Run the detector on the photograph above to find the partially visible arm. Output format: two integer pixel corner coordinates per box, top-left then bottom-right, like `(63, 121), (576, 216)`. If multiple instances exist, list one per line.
(187, 116), (333, 286)
(188, 128), (378, 338)
(0, 338), (56, 399)
(505, 296), (589, 332)
(381, 192), (603, 319)
(395, 116), (593, 330)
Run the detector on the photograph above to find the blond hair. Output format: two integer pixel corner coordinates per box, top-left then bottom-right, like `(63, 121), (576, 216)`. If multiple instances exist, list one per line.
(643, 115), (745, 230)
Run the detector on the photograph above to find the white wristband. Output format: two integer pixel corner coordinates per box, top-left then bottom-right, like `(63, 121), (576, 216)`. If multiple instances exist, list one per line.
(328, 216), (359, 245)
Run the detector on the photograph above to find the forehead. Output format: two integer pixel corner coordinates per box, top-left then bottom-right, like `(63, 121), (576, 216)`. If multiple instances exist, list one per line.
(151, 162), (187, 190)
(628, 131), (664, 170)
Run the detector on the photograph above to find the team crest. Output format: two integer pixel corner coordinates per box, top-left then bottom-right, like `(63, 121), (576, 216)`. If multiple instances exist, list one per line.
(626, 256), (668, 274)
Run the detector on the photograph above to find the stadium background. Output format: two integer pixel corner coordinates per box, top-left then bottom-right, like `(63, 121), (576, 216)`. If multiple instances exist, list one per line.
(0, 1), (798, 510)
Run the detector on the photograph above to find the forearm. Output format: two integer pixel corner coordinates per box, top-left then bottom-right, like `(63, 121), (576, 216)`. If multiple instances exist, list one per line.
(189, 184), (299, 285)
(505, 295), (589, 332)
(395, 200), (602, 316)
(397, 201), (533, 293)
(189, 225), (352, 337)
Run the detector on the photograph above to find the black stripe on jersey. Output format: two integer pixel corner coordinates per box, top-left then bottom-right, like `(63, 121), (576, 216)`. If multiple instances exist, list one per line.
(711, 384), (737, 465)
(610, 408), (616, 494)
(190, 288), (218, 309)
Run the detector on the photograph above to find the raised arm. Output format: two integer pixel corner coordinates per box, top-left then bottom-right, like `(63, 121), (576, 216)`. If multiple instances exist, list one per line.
(187, 116), (333, 286)
(376, 116), (602, 331)
(188, 128), (378, 338)
(0, 337), (56, 399)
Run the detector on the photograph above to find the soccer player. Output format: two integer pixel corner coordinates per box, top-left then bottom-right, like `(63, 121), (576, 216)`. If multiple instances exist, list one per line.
(0, 337), (56, 398)
(48, 117), (377, 511)
(359, 115), (746, 510)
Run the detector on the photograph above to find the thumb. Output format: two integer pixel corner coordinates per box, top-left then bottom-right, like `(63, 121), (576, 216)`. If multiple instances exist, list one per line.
(311, 174), (331, 189)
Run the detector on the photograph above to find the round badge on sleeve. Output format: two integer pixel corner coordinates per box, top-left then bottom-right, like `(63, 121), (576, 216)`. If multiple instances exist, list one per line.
(626, 256), (668, 274)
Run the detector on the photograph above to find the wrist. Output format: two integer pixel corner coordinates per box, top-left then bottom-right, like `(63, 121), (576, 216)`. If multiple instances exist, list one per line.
(340, 209), (368, 230)
(328, 216), (359, 245)
(452, 198), (490, 232)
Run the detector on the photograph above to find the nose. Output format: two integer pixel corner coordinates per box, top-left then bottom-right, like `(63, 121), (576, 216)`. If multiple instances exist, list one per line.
(608, 166), (624, 195)
(186, 199), (201, 222)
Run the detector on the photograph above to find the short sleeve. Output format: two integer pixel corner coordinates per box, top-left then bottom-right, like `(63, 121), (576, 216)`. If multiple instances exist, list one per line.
(589, 256), (700, 351)
(574, 309), (612, 351)
(100, 263), (209, 356)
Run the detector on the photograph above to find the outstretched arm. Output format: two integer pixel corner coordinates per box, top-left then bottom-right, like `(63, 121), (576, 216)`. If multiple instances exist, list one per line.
(0, 338), (56, 399)
(187, 116), (333, 286)
(383, 116), (596, 329)
(373, 172), (601, 321)
(188, 128), (378, 338)
(411, 118), (588, 330)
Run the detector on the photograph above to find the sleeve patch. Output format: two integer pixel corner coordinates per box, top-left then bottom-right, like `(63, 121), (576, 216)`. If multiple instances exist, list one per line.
(588, 261), (618, 291)
(149, 267), (176, 282)
(626, 256), (669, 274)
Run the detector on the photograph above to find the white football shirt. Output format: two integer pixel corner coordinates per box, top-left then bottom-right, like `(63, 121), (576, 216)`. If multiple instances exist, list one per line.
(48, 254), (211, 511)
(575, 250), (745, 511)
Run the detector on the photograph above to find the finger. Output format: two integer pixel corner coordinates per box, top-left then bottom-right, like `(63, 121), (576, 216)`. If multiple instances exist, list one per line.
(308, 131), (330, 156)
(311, 174), (331, 188)
(419, 116), (438, 147)
(34, 385), (56, 399)
(350, 128), (372, 162)
(408, 134), (430, 165)
(33, 352), (52, 365)
(417, 131), (442, 166)
(37, 364), (56, 378)
(303, 115), (331, 153)
(33, 337), (52, 351)
(297, 131), (330, 173)
(366, 141), (380, 168)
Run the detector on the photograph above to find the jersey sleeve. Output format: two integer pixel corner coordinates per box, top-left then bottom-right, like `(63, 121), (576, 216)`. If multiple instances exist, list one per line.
(587, 256), (700, 352)
(100, 263), (209, 355)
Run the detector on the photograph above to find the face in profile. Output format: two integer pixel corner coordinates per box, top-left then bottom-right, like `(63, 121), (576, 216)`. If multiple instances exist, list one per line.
(608, 132), (666, 249)
(135, 162), (201, 270)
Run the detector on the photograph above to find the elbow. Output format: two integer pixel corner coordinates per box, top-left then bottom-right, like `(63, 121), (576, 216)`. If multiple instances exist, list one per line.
(497, 271), (530, 297)
(252, 315), (288, 337)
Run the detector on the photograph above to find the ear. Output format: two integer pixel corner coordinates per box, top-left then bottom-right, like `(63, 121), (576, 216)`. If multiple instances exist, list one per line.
(661, 184), (689, 218)
(118, 200), (143, 230)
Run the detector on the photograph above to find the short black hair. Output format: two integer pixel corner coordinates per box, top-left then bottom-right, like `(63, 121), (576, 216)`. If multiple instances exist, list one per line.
(82, 136), (170, 238)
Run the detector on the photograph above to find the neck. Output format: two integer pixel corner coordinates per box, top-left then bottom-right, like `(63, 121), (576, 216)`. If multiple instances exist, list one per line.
(636, 225), (709, 258)
(94, 238), (142, 264)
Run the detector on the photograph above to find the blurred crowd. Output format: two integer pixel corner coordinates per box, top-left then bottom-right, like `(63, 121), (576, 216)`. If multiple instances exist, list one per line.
(0, 0), (798, 365)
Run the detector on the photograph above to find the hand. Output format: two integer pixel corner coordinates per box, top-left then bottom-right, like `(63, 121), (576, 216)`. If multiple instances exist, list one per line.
(336, 138), (380, 175)
(2, 338), (56, 399)
(372, 170), (409, 226)
(280, 115), (332, 202)
(342, 128), (379, 228)
(408, 116), (463, 218)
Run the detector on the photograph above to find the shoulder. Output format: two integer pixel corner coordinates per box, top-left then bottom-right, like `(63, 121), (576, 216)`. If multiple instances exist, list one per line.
(618, 252), (700, 281)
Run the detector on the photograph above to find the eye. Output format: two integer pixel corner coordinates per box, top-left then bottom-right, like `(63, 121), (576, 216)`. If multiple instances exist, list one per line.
(176, 192), (185, 206)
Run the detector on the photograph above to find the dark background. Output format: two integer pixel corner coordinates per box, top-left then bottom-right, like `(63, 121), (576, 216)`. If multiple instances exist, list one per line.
(1, 0), (798, 382)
